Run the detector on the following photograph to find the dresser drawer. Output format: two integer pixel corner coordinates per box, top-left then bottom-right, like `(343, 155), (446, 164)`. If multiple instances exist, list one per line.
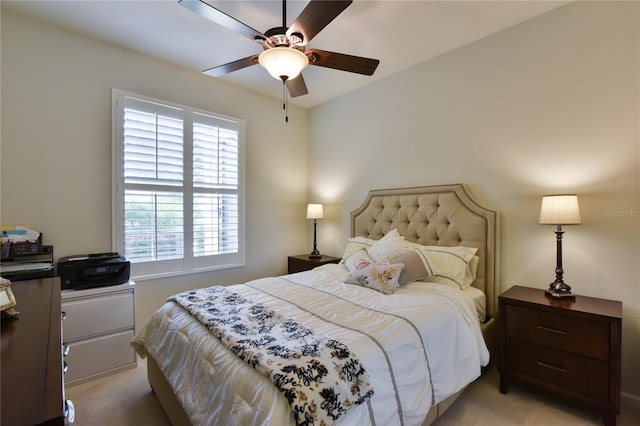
(62, 291), (134, 340)
(64, 329), (136, 384)
(509, 339), (609, 400)
(506, 304), (610, 360)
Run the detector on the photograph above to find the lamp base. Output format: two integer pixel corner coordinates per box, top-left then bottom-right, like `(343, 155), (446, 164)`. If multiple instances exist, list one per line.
(309, 254), (322, 259)
(545, 280), (576, 300)
(545, 289), (576, 299)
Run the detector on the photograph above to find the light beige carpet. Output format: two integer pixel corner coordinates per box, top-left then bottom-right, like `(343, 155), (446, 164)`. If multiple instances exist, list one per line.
(66, 361), (171, 426)
(66, 362), (639, 425)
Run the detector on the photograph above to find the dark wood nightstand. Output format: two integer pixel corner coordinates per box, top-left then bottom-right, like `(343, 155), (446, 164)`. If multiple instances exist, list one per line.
(498, 285), (622, 426)
(287, 254), (341, 273)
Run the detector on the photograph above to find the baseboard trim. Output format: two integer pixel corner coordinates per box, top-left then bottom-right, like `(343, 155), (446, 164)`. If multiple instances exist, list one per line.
(621, 390), (640, 407)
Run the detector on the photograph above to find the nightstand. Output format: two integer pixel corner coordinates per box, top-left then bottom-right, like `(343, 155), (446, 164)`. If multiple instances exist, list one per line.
(498, 285), (622, 426)
(287, 254), (341, 273)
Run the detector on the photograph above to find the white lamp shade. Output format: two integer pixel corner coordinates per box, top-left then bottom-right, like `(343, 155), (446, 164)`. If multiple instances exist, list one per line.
(539, 195), (581, 225)
(258, 47), (309, 80)
(306, 204), (324, 220)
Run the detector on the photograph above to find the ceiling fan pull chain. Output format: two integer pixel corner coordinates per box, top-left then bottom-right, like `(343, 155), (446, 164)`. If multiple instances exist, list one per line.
(282, 79), (289, 123)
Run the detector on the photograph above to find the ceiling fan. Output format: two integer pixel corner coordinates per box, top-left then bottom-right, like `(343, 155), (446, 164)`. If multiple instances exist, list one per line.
(179, 0), (380, 98)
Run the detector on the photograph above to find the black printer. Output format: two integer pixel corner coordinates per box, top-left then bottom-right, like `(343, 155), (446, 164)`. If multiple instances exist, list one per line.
(57, 252), (130, 290)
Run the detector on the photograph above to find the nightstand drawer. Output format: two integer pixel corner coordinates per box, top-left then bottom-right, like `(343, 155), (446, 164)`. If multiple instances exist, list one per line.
(509, 339), (609, 400)
(506, 304), (609, 360)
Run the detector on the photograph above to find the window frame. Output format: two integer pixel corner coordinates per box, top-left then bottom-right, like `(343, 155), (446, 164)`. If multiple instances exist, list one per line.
(111, 89), (245, 281)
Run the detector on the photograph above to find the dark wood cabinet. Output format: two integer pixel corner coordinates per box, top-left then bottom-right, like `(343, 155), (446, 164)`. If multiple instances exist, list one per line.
(498, 285), (621, 426)
(1, 278), (66, 425)
(287, 254), (341, 273)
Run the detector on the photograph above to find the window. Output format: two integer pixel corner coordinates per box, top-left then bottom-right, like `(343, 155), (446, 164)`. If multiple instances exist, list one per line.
(112, 90), (244, 280)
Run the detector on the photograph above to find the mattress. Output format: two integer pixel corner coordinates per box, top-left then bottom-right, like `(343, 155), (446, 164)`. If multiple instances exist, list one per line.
(132, 263), (489, 426)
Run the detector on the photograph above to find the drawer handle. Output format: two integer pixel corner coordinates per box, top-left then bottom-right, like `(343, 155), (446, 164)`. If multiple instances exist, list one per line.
(65, 399), (75, 425)
(61, 311), (67, 321)
(63, 361), (69, 374)
(537, 361), (567, 373)
(536, 325), (567, 335)
(63, 342), (70, 357)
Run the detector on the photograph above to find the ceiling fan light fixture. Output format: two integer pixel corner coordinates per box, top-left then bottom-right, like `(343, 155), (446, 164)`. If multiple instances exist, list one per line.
(258, 47), (309, 81)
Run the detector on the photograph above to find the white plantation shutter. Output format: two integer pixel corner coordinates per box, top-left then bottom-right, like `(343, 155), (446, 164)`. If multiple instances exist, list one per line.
(113, 90), (245, 280)
(123, 98), (185, 263)
(192, 113), (240, 258)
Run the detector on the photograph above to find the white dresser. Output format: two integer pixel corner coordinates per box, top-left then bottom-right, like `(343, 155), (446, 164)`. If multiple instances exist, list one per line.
(61, 281), (136, 386)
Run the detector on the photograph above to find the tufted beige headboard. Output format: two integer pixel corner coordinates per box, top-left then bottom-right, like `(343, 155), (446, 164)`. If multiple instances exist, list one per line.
(351, 184), (500, 321)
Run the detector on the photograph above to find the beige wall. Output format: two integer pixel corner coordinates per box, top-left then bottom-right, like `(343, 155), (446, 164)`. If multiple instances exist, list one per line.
(308, 1), (640, 399)
(1, 9), (310, 328)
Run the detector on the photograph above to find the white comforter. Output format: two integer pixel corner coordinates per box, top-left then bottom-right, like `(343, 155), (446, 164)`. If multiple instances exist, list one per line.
(132, 263), (489, 426)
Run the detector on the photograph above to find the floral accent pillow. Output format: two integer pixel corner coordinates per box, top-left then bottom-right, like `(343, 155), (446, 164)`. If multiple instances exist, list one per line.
(343, 249), (404, 294)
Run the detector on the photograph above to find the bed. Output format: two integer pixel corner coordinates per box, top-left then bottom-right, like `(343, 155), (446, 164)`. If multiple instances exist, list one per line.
(132, 183), (500, 426)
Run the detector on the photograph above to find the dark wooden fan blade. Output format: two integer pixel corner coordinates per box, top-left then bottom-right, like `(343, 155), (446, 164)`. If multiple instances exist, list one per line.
(306, 49), (379, 76)
(203, 54), (260, 77)
(179, 0), (266, 43)
(288, 0), (352, 44)
(286, 74), (308, 98)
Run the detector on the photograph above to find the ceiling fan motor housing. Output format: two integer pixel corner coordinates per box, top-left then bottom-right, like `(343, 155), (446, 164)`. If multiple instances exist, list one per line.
(261, 27), (304, 51)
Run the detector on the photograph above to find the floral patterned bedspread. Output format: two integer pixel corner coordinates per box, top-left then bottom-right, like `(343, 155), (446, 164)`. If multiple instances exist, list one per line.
(169, 286), (375, 426)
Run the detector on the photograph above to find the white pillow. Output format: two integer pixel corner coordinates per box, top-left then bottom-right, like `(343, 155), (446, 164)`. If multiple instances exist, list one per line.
(343, 249), (404, 295)
(350, 236), (378, 245)
(404, 241), (477, 263)
(367, 229), (410, 262)
(462, 255), (480, 289)
(340, 236), (378, 261)
(416, 245), (478, 289)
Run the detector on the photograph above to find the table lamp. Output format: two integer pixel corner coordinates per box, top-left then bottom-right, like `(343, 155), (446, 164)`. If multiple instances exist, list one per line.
(306, 204), (324, 259)
(539, 194), (581, 299)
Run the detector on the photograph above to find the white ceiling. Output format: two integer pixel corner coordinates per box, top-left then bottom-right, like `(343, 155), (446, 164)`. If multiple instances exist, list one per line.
(3, 0), (570, 108)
